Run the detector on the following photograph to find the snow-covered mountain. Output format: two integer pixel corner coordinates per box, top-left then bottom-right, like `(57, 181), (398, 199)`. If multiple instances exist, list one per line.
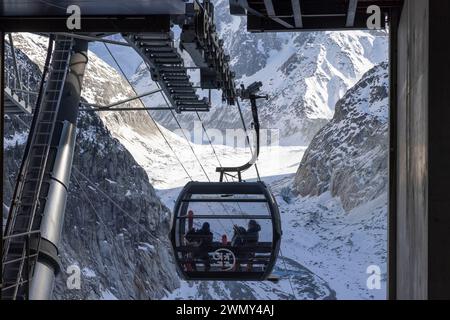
(282, 62), (390, 299)
(130, 0), (388, 146)
(294, 62), (389, 211)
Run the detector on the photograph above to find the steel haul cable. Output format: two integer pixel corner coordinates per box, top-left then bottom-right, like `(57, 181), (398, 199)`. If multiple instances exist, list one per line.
(104, 42), (250, 253)
(102, 43), (236, 238)
(103, 42), (193, 181)
(155, 82), (211, 182)
(73, 168), (162, 243)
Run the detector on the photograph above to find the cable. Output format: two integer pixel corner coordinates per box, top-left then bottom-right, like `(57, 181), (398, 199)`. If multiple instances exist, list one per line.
(103, 42), (192, 181)
(104, 44), (248, 241)
(194, 112), (249, 223)
(156, 82), (211, 182)
(192, 112), (252, 229)
(71, 172), (117, 240)
(195, 111), (228, 182)
(103, 45), (235, 238)
(6, 107), (169, 269)
(155, 85), (242, 233)
(73, 168), (161, 243)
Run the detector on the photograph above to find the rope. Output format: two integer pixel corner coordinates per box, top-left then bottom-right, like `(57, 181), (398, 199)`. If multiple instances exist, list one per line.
(196, 110), (250, 221)
(153, 82), (243, 231)
(194, 112), (252, 226)
(104, 43), (233, 237)
(103, 42), (192, 181)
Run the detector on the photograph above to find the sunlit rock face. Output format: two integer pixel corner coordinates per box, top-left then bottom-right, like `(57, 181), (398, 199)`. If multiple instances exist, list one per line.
(294, 62), (389, 212)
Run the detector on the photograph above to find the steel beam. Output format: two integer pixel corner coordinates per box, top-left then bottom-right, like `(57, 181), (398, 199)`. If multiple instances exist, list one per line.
(346, 0), (358, 27)
(263, 0), (294, 29)
(0, 16), (171, 33)
(81, 89), (162, 110)
(291, 0), (303, 28)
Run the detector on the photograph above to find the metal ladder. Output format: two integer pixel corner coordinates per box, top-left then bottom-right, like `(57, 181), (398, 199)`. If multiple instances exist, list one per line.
(1, 36), (74, 300)
(124, 32), (210, 113)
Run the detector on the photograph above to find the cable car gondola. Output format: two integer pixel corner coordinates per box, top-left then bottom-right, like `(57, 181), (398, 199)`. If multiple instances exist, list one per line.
(170, 82), (282, 281)
(170, 181), (281, 281)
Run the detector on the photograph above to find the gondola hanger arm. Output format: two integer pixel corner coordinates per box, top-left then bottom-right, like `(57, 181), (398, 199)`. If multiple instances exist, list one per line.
(216, 81), (268, 182)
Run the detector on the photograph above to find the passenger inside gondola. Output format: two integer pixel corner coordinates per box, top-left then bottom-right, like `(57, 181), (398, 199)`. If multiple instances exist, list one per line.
(185, 221), (213, 271)
(232, 220), (261, 271)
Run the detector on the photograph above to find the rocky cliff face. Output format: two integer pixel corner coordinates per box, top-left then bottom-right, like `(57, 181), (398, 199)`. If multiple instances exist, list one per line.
(293, 62), (389, 211)
(3, 34), (179, 299)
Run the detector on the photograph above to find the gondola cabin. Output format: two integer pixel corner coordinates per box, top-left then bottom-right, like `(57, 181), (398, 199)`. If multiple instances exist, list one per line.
(170, 181), (282, 281)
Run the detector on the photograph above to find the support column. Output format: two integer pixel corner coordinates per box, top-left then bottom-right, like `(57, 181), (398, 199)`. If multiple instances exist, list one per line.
(396, 0), (429, 300)
(28, 39), (88, 300)
(396, 0), (450, 300)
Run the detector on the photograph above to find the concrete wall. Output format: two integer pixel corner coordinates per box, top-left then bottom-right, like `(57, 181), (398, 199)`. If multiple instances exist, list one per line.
(396, 0), (450, 299)
(396, 0), (429, 300)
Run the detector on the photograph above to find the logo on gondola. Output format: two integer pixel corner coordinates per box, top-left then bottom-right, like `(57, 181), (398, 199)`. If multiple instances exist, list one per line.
(211, 248), (236, 271)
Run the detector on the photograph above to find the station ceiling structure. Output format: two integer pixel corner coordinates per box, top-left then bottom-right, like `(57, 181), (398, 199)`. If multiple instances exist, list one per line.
(0, 0), (404, 32)
(229, 0), (403, 31)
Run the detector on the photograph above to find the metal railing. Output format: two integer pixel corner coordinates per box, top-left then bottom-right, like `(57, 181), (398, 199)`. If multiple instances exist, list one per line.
(4, 64), (37, 113)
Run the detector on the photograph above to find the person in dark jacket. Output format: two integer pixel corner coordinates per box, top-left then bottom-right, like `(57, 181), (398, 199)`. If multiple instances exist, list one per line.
(231, 220), (261, 271)
(244, 220), (261, 271)
(185, 222), (213, 271)
(245, 220), (261, 244)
